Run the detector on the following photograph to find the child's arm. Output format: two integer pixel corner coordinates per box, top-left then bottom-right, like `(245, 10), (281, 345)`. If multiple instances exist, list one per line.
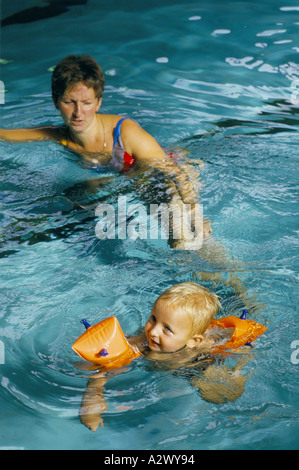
(79, 371), (108, 432)
(190, 360), (249, 404)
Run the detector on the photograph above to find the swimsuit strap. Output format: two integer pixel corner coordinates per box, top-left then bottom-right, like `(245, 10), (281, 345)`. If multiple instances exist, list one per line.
(113, 117), (129, 148)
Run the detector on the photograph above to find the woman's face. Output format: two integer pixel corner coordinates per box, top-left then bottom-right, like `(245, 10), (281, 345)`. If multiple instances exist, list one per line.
(57, 82), (101, 133)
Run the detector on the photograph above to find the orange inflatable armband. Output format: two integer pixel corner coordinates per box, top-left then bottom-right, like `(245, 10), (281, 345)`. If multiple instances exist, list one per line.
(72, 317), (142, 369)
(208, 310), (267, 353)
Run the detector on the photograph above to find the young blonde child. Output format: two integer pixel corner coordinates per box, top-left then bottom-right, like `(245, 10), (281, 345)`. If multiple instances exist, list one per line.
(137, 282), (222, 358)
(79, 282), (248, 431)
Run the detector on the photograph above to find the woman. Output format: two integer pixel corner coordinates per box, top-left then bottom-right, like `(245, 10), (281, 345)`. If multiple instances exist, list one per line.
(0, 54), (210, 247)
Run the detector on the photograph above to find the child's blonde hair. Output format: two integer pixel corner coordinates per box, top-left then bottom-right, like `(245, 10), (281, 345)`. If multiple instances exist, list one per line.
(154, 282), (221, 335)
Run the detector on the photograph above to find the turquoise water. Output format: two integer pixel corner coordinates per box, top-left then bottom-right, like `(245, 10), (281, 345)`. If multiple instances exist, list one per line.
(0, 0), (299, 450)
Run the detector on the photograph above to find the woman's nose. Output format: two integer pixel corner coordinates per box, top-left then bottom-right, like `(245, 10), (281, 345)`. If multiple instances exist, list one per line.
(73, 103), (82, 116)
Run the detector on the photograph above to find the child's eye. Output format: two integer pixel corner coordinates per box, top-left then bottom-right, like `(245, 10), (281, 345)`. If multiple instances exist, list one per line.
(150, 315), (156, 323)
(165, 326), (172, 334)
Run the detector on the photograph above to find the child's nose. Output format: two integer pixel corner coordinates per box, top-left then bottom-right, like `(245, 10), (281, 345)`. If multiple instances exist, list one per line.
(150, 324), (161, 338)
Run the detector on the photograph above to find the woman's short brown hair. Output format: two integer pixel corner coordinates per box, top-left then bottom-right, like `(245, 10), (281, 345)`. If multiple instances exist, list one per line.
(51, 54), (105, 106)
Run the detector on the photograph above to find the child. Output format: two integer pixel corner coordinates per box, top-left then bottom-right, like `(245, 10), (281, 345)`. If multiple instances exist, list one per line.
(79, 282), (248, 431)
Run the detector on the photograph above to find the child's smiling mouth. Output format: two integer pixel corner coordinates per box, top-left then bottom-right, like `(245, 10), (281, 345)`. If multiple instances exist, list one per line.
(148, 338), (161, 350)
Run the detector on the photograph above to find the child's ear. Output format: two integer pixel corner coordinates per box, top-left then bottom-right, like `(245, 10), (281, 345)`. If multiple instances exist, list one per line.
(186, 335), (203, 349)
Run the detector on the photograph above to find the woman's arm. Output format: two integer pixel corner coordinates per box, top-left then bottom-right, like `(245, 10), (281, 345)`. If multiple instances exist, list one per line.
(0, 126), (61, 142)
(122, 120), (199, 203)
(122, 120), (210, 248)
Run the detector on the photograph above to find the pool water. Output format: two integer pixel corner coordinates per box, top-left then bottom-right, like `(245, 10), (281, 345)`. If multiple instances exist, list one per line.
(0, 0), (299, 450)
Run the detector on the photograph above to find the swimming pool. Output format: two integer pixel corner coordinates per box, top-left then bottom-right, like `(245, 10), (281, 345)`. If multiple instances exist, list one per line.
(0, 0), (298, 450)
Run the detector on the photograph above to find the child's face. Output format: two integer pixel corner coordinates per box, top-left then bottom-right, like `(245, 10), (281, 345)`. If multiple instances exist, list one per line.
(144, 298), (195, 353)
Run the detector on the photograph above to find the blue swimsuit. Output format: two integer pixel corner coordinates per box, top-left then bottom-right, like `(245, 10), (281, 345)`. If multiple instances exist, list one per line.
(61, 117), (136, 173)
(110, 117), (136, 173)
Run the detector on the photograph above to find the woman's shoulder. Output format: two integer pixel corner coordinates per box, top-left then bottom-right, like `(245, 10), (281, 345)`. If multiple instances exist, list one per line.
(99, 114), (137, 129)
(55, 126), (68, 145)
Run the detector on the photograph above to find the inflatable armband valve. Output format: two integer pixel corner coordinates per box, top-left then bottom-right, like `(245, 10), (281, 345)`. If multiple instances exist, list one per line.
(72, 316), (142, 369)
(81, 318), (91, 329)
(240, 309), (249, 320)
(238, 310), (253, 346)
(208, 309), (267, 353)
